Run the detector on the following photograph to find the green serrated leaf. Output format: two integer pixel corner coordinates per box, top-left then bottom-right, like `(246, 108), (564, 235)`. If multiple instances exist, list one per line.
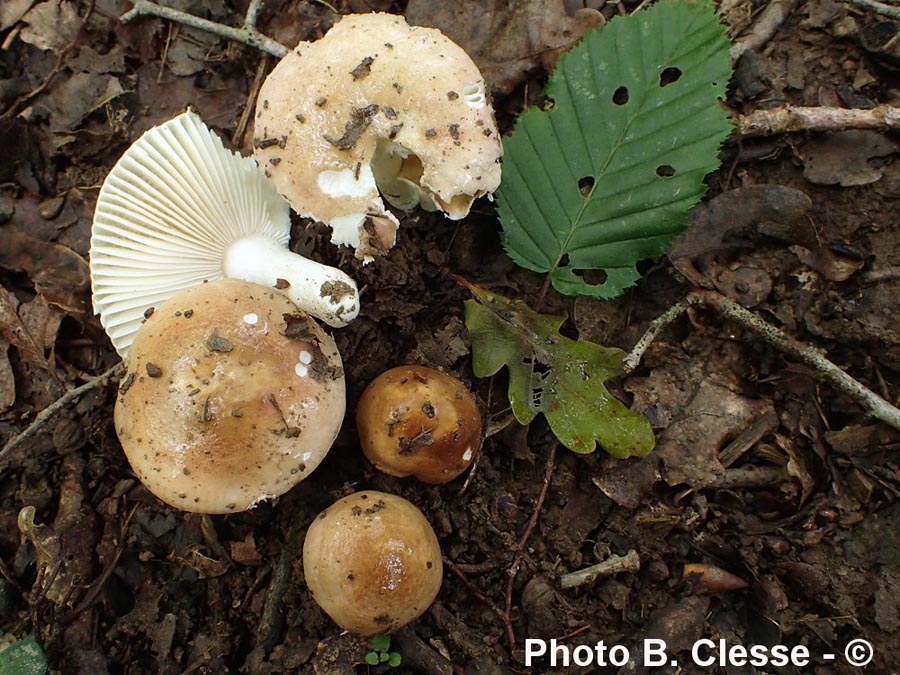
(371, 635), (391, 652)
(463, 284), (654, 457)
(388, 652), (402, 667)
(0, 638), (49, 675)
(497, 0), (733, 299)
(365, 652), (380, 666)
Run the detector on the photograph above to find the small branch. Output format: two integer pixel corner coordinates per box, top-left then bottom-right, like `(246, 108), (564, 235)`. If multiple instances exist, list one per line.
(730, 0), (802, 62)
(735, 104), (900, 138)
(624, 290), (900, 432)
(503, 443), (557, 654)
(120, 0), (289, 58)
(559, 550), (641, 589)
(62, 503), (138, 624)
(836, 0), (900, 19)
(622, 298), (691, 372)
(0, 362), (123, 467)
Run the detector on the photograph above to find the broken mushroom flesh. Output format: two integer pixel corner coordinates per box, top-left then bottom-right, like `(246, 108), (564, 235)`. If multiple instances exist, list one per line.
(356, 365), (482, 484)
(254, 12), (503, 261)
(114, 278), (345, 514)
(303, 491), (443, 635)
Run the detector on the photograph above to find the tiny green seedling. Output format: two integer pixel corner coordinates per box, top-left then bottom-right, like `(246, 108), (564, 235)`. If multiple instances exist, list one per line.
(365, 634), (402, 668)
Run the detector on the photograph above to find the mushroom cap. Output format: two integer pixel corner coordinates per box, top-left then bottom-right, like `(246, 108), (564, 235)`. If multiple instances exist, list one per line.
(91, 110), (359, 358)
(114, 278), (345, 513)
(356, 365), (482, 484)
(302, 490), (442, 635)
(254, 13), (503, 261)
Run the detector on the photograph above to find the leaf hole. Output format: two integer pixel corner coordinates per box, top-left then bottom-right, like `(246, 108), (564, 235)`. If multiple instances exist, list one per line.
(612, 86), (629, 105)
(656, 165), (676, 178)
(577, 176), (595, 197)
(659, 67), (682, 87)
(571, 268), (608, 285)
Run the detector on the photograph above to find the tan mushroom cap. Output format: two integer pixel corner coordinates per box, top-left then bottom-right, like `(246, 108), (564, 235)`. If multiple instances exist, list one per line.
(303, 491), (443, 635)
(356, 365), (482, 484)
(114, 278), (345, 514)
(254, 12), (503, 261)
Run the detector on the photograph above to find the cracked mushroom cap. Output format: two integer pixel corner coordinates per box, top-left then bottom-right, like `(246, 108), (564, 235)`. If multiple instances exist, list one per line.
(115, 278), (345, 514)
(303, 491), (443, 635)
(254, 12), (503, 261)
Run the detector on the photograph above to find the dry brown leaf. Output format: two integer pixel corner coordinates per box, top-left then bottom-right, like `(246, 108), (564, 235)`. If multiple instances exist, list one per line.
(0, 227), (90, 314)
(801, 130), (900, 187)
(0, 0), (36, 31)
(670, 184), (813, 260)
(18, 296), (63, 354)
(406, 0), (604, 93)
(658, 381), (773, 489)
(18, 0), (79, 54)
(683, 563), (749, 593)
(230, 534), (263, 567)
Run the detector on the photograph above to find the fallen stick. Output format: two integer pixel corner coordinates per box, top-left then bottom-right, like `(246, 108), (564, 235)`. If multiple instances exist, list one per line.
(624, 290), (900, 432)
(0, 362), (123, 468)
(730, 0), (802, 62)
(836, 0), (900, 20)
(121, 0), (288, 58)
(559, 550), (641, 589)
(735, 104), (900, 137)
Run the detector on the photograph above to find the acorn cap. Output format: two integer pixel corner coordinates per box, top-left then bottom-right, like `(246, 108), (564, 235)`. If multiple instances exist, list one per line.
(114, 278), (345, 514)
(254, 13), (503, 262)
(91, 110), (359, 357)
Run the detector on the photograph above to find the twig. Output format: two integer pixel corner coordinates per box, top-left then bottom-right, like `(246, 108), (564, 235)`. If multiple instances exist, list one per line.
(120, 0), (289, 58)
(559, 550), (641, 589)
(836, 0), (900, 19)
(735, 104), (900, 137)
(444, 560), (508, 624)
(62, 503), (139, 624)
(232, 53), (271, 148)
(503, 443), (558, 654)
(623, 290), (900, 432)
(0, 362), (124, 467)
(730, 0), (802, 62)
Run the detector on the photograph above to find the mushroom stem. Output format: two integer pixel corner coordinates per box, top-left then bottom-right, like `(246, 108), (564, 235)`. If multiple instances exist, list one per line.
(224, 235), (359, 327)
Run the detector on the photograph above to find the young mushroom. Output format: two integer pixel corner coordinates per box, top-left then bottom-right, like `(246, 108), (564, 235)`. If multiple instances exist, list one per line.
(115, 278), (345, 514)
(91, 109), (359, 357)
(253, 13), (503, 262)
(303, 491), (442, 635)
(356, 365), (482, 484)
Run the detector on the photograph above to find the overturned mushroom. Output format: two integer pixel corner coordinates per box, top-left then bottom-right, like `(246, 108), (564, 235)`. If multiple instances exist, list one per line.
(254, 13), (503, 262)
(91, 110), (359, 357)
(115, 278), (345, 514)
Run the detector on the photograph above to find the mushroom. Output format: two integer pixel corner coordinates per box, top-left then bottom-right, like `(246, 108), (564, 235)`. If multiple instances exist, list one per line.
(253, 13), (503, 262)
(356, 365), (482, 484)
(91, 109), (359, 357)
(114, 277), (345, 514)
(303, 491), (442, 635)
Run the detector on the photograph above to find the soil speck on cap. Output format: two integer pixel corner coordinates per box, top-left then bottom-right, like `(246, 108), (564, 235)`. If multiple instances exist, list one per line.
(206, 331), (234, 352)
(350, 55), (375, 80)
